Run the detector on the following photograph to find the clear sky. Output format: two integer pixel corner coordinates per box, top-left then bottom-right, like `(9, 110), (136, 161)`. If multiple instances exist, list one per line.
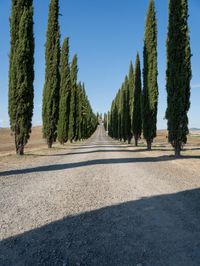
(0, 0), (199, 129)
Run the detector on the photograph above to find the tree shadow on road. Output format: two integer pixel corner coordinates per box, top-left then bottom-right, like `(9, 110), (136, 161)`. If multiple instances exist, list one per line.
(1, 188), (200, 265)
(184, 147), (200, 151)
(1, 154), (200, 177)
(26, 148), (150, 157)
(27, 145), (200, 157)
(70, 143), (132, 150)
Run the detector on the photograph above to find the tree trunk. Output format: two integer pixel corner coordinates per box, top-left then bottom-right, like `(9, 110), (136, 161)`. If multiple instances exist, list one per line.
(174, 146), (181, 157)
(47, 139), (52, 148)
(16, 143), (24, 155)
(147, 140), (152, 151)
(135, 136), (138, 147)
(128, 138), (131, 144)
(15, 134), (24, 155)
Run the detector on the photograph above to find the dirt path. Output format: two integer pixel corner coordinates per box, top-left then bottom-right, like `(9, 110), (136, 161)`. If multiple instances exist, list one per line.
(0, 125), (200, 265)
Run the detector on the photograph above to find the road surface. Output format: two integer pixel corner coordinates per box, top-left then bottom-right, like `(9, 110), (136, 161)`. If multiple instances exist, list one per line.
(0, 125), (200, 265)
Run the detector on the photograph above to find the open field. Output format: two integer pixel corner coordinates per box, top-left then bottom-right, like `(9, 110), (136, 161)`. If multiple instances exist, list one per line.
(0, 126), (45, 155)
(0, 127), (76, 167)
(1, 126), (200, 164)
(1, 126), (200, 154)
(1, 125), (200, 265)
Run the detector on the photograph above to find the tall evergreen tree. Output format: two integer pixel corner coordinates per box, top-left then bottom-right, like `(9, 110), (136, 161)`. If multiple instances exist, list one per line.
(120, 85), (125, 140)
(104, 113), (107, 131)
(42, 0), (60, 148)
(57, 37), (71, 144)
(68, 54), (78, 142)
(76, 82), (83, 141)
(110, 99), (118, 139)
(124, 76), (132, 143)
(143, 0), (158, 150)
(166, 0), (191, 157)
(8, 0), (34, 155)
(9, 0), (24, 124)
(128, 61), (134, 122)
(132, 53), (142, 146)
(76, 83), (97, 140)
(80, 84), (87, 139)
(117, 90), (122, 141)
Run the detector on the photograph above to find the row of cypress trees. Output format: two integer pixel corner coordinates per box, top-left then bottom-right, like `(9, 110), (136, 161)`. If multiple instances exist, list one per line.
(108, 0), (191, 157)
(109, 0), (157, 150)
(42, 0), (97, 148)
(109, 53), (142, 147)
(57, 46), (96, 145)
(8, 0), (97, 155)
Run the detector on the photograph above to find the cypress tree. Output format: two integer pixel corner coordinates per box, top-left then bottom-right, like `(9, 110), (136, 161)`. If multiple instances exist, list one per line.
(109, 77), (133, 143)
(113, 97), (117, 138)
(57, 37), (71, 144)
(119, 77), (132, 143)
(111, 99), (118, 139)
(115, 91), (121, 140)
(68, 54), (78, 142)
(8, 0), (34, 155)
(76, 82), (83, 141)
(80, 83), (94, 140)
(132, 53), (142, 146)
(166, 0), (191, 157)
(9, 0), (25, 124)
(128, 61), (134, 123)
(42, 0), (60, 148)
(115, 97), (119, 139)
(143, 0), (158, 150)
(9, 0), (24, 126)
(80, 84), (87, 139)
(97, 112), (100, 124)
(125, 76), (132, 144)
(109, 102), (113, 137)
(104, 113), (107, 131)
(121, 85), (126, 140)
(107, 111), (110, 135)
(83, 93), (97, 138)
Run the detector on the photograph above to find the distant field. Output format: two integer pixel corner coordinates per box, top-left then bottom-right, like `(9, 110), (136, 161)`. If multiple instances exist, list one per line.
(0, 126), (45, 155)
(155, 130), (200, 147)
(0, 127), (200, 156)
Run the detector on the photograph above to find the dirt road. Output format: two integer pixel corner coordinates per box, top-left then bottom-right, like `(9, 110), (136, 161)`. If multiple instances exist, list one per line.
(0, 125), (200, 265)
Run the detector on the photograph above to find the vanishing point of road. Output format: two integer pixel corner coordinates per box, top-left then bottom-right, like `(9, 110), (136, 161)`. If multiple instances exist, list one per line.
(0, 125), (200, 265)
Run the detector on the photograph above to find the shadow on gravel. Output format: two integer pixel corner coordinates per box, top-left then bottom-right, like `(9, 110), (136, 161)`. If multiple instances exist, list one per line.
(1, 189), (200, 265)
(71, 145), (132, 150)
(74, 145), (200, 152)
(185, 147), (200, 151)
(26, 149), (151, 157)
(1, 155), (200, 177)
(27, 147), (200, 157)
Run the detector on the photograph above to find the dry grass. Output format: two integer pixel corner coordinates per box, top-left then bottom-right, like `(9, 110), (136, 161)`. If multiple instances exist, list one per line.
(0, 127), (200, 168)
(0, 126), (45, 154)
(140, 130), (200, 173)
(0, 127), (78, 167)
(1, 127), (200, 156)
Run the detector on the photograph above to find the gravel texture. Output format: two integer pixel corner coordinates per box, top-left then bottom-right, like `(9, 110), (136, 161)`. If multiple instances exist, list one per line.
(0, 125), (200, 265)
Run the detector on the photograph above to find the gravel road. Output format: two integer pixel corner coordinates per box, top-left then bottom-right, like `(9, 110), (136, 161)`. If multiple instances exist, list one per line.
(0, 125), (200, 266)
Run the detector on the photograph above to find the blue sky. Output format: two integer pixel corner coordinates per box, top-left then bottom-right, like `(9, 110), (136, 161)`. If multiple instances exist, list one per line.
(0, 0), (199, 129)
